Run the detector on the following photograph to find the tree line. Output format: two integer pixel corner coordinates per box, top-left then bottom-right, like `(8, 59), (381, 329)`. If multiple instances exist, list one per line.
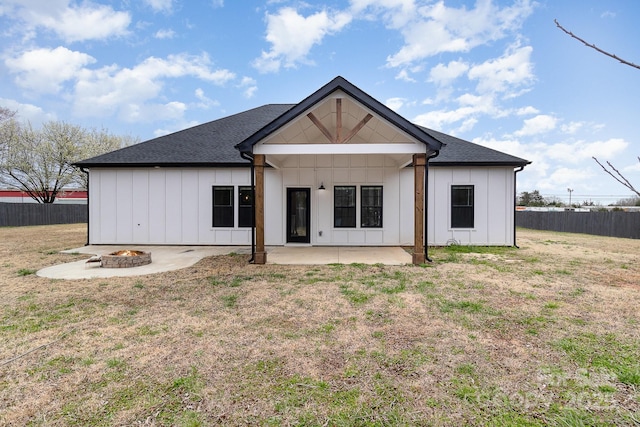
(0, 107), (138, 203)
(517, 190), (640, 208)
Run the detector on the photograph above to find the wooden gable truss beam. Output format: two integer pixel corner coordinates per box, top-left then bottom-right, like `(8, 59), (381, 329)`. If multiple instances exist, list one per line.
(306, 98), (373, 144)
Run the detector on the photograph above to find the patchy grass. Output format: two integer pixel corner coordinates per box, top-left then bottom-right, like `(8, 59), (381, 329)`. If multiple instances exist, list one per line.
(0, 224), (639, 425)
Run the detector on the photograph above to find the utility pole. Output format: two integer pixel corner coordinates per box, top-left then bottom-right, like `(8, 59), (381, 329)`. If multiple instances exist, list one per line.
(567, 188), (574, 207)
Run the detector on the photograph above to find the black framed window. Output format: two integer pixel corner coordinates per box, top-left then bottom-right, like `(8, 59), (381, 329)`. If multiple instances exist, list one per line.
(451, 185), (474, 228)
(212, 186), (234, 227)
(334, 186), (356, 228)
(361, 186), (383, 228)
(238, 186), (253, 228)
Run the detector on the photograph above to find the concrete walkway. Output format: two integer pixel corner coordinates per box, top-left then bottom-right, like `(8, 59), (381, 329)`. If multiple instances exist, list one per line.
(36, 245), (412, 280)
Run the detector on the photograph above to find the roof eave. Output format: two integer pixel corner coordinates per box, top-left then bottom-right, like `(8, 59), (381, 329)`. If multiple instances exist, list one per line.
(74, 161), (251, 169)
(430, 161), (531, 167)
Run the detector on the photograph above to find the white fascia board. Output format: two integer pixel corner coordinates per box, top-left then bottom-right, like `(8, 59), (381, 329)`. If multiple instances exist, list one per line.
(254, 142), (426, 155)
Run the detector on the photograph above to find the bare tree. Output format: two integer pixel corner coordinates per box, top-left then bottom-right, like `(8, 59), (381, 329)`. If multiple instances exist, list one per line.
(592, 156), (640, 198)
(554, 19), (640, 70)
(556, 20), (639, 196)
(0, 116), (136, 203)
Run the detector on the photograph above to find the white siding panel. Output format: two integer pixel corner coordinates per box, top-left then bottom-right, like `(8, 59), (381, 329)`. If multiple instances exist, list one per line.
(98, 170), (118, 243)
(283, 169), (298, 185)
(132, 170), (149, 243)
(382, 168), (400, 244)
(333, 155), (349, 167)
(216, 170), (232, 184)
(232, 230), (250, 244)
(350, 169), (366, 183)
(148, 170), (166, 243)
(366, 230), (383, 244)
(115, 171), (133, 243)
(332, 230), (348, 243)
(232, 169), (249, 184)
(469, 170), (488, 245)
(348, 230), (365, 243)
(428, 167), (515, 246)
(333, 168), (349, 183)
(164, 170), (182, 243)
(265, 169), (283, 245)
(181, 171), (199, 243)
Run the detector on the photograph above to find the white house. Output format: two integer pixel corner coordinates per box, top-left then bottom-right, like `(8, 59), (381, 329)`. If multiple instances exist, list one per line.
(76, 76), (530, 264)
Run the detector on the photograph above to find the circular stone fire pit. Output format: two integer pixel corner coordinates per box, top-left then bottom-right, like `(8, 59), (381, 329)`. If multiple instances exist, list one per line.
(101, 250), (152, 268)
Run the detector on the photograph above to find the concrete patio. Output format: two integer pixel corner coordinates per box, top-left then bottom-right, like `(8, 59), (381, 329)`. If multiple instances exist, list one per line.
(36, 245), (413, 280)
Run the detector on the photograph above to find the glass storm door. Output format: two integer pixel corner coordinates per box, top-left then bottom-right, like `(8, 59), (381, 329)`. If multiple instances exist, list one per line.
(287, 188), (310, 243)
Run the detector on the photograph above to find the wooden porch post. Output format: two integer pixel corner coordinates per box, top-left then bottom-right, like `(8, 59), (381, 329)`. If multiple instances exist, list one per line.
(254, 154), (267, 264)
(413, 153), (426, 265)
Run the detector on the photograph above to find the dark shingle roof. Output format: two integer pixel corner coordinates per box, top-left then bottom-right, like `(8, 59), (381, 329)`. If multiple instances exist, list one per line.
(75, 104), (294, 167)
(423, 128), (530, 167)
(76, 77), (530, 169)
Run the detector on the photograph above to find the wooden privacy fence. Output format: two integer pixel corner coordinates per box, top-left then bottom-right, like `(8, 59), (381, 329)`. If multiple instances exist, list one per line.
(516, 211), (640, 239)
(0, 203), (87, 227)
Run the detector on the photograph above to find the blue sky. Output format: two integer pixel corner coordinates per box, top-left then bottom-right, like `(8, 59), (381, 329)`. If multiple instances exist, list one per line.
(1, 0), (639, 204)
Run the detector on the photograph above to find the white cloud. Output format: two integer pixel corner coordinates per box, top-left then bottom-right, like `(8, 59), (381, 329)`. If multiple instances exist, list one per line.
(516, 106), (539, 115)
(623, 159), (640, 173)
(413, 92), (499, 131)
(144, 0), (173, 13)
(153, 119), (201, 138)
(413, 106), (478, 130)
(154, 29), (176, 39)
(31, 2), (131, 42)
(238, 76), (258, 98)
(395, 69), (416, 82)
(514, 114), (557, 137)
(537, 167), (594, 192)
(560, 121), (584, 134)
(468, 44), (534, 95)
(428, 60), (469, 85)
(350, 0), (417, 28)
(253, 7), (352, 73)
(5, 46), (96, 94)
(547, 138), (628, 163)
(385, 97), (406, 111)
(385, 0), (534, 67)
(73, 53), (235, 120)
(194, 88), (220, 109)
(0, 97), (56, 125)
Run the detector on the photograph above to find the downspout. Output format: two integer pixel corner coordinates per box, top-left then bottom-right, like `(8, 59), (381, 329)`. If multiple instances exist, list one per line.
(240, 152), (256, 263)
(424, 149), (440, 262)
(513, 165), (525, 248)
(80, 167), (90, 246)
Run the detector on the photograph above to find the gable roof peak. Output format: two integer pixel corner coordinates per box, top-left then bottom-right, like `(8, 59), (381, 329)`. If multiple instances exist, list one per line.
(235, 76), (442, 153)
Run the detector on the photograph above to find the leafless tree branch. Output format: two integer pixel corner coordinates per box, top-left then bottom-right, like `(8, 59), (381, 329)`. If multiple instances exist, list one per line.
(593, 156), (640, 198)
(555, 19), (640, 70)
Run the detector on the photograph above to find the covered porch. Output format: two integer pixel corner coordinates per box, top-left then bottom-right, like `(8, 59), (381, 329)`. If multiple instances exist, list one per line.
(235, 78), (442, 265)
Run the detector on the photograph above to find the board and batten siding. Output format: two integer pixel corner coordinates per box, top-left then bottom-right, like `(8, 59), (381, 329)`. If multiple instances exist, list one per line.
(88, 163), (517, 246)
(427, 167), (515, 246)
(89, 168), (253, 245)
